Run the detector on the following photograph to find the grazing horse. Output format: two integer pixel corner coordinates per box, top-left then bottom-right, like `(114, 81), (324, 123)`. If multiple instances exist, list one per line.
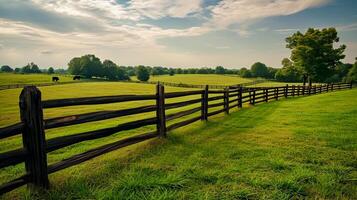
(73, 75), (81, 80)
(52, 76), (59, 82)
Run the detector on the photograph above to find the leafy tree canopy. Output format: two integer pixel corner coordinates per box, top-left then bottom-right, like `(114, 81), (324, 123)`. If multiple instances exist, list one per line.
(250, 62), (269, 78)
(1, 65), (13, 72)
(286, 28), (346, 82)
(136, 65), (150, 81)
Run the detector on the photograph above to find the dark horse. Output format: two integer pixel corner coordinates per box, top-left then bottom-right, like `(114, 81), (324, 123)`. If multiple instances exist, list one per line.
(52, 77), (59, 82)
(73, 75), (81, 80)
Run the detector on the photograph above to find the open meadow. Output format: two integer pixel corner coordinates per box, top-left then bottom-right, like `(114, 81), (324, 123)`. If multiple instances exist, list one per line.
(132, 74), (258, 86)
(0, 73), (76, 86)
(0, 81), (356, 199)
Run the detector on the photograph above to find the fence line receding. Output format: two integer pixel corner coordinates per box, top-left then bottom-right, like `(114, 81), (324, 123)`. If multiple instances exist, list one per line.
(0, 82), (353, 195)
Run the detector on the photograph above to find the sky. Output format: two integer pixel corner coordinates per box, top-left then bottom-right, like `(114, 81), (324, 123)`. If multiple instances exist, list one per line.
(0, 0), (356, 69)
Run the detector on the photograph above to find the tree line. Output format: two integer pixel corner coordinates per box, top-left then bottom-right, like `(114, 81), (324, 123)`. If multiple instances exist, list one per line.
(1, 28), (356, 83)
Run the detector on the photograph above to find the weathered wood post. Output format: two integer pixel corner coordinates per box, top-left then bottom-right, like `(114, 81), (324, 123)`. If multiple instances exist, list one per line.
(224, 87), (229, 114)
(252, 89), (256, 105)
(201, 85), (208, 121)
(331, 83), (334, 91)
(350, 81), (353, 89)
(275, 87), (278, 100)
(19, 86), (49, 190)
(265, 89), (268, 102)
(292, 85), (295, 97)
(156, 83), (166, 137)
(326, 84), (329, 92)
(285, 84), (288, 98)
(249, 89), (252, 104)
(297, 85), (300, 96)
(238, 86), (243, 108)
(319, 85), (322, 93)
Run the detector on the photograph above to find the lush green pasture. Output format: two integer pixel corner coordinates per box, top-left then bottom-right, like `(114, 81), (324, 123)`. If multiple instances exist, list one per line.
(1, 83), (356, 199)
(0, 73), (76, 85)
(133, 74), (256, 85)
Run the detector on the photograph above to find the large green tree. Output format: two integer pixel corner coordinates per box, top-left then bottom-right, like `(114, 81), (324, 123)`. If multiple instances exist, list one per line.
(286, 28), (346, 82)
(68, 55), (103, 78)
(250, 62), (269, 78)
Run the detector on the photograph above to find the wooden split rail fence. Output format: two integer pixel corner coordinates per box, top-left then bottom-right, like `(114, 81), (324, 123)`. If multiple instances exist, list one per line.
(0, 82), (353, 195)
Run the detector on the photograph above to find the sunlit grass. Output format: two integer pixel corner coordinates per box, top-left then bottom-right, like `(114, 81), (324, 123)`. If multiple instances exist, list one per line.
(0, 84), (355, 199)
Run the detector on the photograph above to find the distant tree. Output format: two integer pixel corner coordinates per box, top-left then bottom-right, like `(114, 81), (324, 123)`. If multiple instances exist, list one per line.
(250, 62), (268, 77)
(1, 65), (13, 72)
(68, 55), (102, 78)
(215, 66), (225, 74)
(344, 58), (357, 82)
(267, 67), (278, 79)
(240, 68), (252, 78)
(169, 68), (175, 76)
(22, 64), (32, 73)
(286, 28), (346, 82)
(14, 68), (21, 73)
(117, 67), (130, 80)
(48, 67), (54, 74)
(136, 65), (150, 81)
(102, 60), (118, 80)
(30, 63), (41, 73)
(175, 68), (183, 74)
(275, 58), (303, 82)
(68, 57), (81, 75)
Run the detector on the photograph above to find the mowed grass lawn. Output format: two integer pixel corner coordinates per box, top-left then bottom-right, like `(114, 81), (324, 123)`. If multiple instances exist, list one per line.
(133, 74), (257, 85)
(0, 73), (76, 85)
(1, 85), (356, 199)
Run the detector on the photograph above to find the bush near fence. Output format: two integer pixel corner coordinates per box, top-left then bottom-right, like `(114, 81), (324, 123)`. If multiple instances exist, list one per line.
(0, 82), (353, 195)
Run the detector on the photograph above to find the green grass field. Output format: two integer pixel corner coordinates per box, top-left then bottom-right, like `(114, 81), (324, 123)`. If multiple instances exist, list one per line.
(0, 73), (77, 85)
(133, 74), (257, 85)
(0, 80), (356, 199)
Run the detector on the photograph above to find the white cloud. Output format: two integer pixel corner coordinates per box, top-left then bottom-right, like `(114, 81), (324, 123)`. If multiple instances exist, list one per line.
(32, 0), (141, 21)
(337, 23), (357, 32)
(128, 0), (203, 19)
(208, 0), (330, 28)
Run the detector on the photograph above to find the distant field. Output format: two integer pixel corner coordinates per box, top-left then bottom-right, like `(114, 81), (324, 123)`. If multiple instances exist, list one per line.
(0, 73), (76, 85)
(133, 74), (257, 85)
(253, 81), (319, 87)
(1, 86), (355, 199)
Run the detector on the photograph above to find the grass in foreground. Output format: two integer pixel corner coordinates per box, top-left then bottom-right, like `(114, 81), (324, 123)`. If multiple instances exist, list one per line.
(2, 88), (356, 199)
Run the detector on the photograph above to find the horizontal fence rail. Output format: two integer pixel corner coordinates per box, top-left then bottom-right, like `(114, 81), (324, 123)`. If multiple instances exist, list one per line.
(0, 81), (353, 195)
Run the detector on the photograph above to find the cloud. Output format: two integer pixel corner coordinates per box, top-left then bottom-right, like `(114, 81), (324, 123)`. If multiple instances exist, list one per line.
(337, 23), (357, 32)
(128, 0), (203, 19)
(208, 0), (330, 28)
(40, 50), (54, 55)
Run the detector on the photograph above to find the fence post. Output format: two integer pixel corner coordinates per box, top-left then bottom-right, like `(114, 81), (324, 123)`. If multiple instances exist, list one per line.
(302, 85), (305, 95)
(285, 84), (288, 98)
(308, 85), (311, 95)
(319, 85), (322, 93)
(275, 88), (278, 100)
(156, 84), (166, 137)
(350, 81), (353, 89)
(292, 85), (295, 97)
(252, 89), (256, 105)
(331, 83), (334, 91)
(297, 85), (300, 96)
(19, 86), (49, 190)
(201, 85), (208, 121)
(224, 87), (229, 114)
(326, 84), (329, 92)
(265, 89), (268, 102)
(238, 86), (243, 108)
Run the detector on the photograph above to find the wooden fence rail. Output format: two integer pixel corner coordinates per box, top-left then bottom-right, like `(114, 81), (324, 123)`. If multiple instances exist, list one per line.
(0, 81), (353, 195)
